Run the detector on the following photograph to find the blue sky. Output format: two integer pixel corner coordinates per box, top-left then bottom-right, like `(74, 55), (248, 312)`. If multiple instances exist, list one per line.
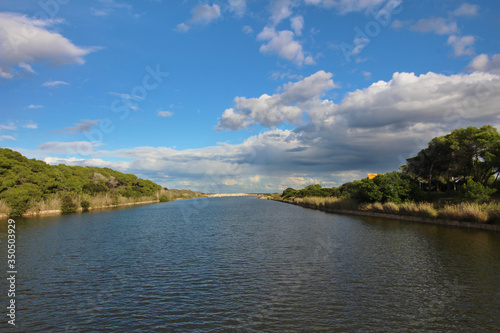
(1, 0), (500, 193)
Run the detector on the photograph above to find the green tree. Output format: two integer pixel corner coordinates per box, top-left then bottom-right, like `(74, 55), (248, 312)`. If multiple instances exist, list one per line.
(460, 178), (496, 202)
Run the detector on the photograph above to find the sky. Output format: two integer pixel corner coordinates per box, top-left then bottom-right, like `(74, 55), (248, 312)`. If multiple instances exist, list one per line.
(1, 0), (500, 193)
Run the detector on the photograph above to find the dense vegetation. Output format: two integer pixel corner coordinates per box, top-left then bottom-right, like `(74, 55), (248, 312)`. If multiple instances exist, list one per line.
(0, 148), (200, 217)
(278, 126), (500, 223)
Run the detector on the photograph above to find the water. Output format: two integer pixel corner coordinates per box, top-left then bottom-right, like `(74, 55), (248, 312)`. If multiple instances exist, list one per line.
(1, 197), (500, 332)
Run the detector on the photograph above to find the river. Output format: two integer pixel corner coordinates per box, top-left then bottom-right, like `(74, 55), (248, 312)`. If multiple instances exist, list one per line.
(1, 197), (500, 332)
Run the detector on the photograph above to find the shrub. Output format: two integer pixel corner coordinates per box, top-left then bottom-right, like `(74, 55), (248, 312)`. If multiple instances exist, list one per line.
(159, 195), (170, 203)
(81, 200), (90, 211)
(1, 184), (42, 217)
(382, 202), (399, 214)
(61, 195), (78, 213)
(371, 202), (384, 212)
(438, 203), (489, 223)
(416, 202), (438, 218)
(460, 178), (496, 203)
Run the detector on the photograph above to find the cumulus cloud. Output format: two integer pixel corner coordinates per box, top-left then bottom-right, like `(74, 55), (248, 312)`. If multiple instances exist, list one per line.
(31, 71), (500, 192)
(176, 4), (221, 32)
(290, 15), (304, 36)
(447, 35), (475, 57)
(270, 0), (295, 25)
(452, 3), (479, 17)
(0, 12), (98, 79)
(217, 70), (336, 130)
(466, 54), (500, 74)
(410, 17), (458, 35)
(242, 25), (253, 35)
(228, 0), (247, 17)
(257, 26), (315, 66)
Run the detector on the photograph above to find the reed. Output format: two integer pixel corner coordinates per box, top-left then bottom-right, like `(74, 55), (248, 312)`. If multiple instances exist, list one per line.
(0, 200), (10, 216)
(438, 202), (489, 223)
(382, 202), (399, 214)
(282, 196), (498, 224)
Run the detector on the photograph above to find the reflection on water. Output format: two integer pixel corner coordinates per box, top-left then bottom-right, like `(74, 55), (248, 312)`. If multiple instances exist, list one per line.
(1, 197), (500, 332)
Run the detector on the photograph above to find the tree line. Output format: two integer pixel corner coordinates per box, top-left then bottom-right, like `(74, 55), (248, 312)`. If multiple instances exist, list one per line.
(282, 126), (500, 204)
(0, 148), (162, 216)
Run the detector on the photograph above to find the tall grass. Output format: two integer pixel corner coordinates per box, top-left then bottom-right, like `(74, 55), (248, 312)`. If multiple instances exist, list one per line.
(284, 196), (498, 224)
(0, 200), (10, 216)
(437, 203), (489, 223)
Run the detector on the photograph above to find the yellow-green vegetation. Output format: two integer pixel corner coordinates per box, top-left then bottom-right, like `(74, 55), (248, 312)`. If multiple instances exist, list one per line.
(0, 148), (204, 217)
(272, 126), (500, 225)
(158, 188), (203, 202)
(277, 196), (500, 224)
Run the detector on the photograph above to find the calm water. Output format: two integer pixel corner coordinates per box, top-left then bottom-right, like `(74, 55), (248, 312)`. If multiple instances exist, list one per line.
(1, 197), (500, 332)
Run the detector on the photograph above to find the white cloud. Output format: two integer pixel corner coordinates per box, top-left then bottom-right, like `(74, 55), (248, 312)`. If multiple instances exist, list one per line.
(452, 3), (479, 17)
(22, 123), (38, 129)
(242, 25), (253, 35)
(175, 23), (190, 33)
(42, 80), (70, 87)
(290, 15), (304, 36)
(467, 54), (500, 74)
(218, 70), (336, 130)
(270, 0), (295, 25)
(447, 35), (475, 57)
(228, 0), (247, 17)
(28, 71), (500, 193)
(0, 12), (98, 79)
(176, 4), (221, 32)
(362, 71), (372, 79)
(0, 122), (17, 130)
(26, 104), (44, 109)
(410, 17), (458, 35)
(0, 135), (16, 141)
(304, 0), (397, 14)
(157, 110), (174, 117)
(18, 62), (36, 74)
(108, 92), (132, 100)
(257, 26), (315, 66)
(90, 0), (133, 17)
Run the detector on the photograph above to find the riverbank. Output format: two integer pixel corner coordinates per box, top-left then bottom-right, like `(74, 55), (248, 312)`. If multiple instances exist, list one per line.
(0, 199), (162, 219)
(266, 196), (500, 232)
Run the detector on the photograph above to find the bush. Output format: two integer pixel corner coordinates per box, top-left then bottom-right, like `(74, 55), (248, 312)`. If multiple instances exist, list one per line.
(81, 200), (90, 211)
(438, 203), (489, 223)
(1, 184), (42, 217)
(382, 202), (399, 213)
(460, 178), (496, 203)
(159, 195), (170, 203)
(61, 195), (78, 213)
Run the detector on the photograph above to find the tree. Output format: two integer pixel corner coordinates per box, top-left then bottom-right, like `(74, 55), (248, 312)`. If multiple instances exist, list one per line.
(405, 126), (500, 191)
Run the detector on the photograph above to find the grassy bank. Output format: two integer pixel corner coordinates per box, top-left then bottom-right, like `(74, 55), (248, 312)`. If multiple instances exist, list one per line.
(0, 188), (205, 219)
(268, 196), (500, 225)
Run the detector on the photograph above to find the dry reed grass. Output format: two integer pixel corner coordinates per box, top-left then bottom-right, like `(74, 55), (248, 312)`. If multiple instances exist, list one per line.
(286, 196), (495, 224)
